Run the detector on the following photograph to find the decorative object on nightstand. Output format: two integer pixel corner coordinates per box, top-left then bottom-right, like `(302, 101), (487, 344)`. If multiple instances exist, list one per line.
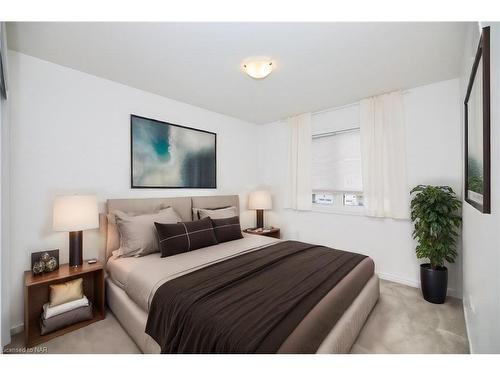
(32, 261), (45, 275)
(244, 227), (280, 239)
(45, 256), (58, 272)
(53, 195), (99, 267)
(31, 249), (59, 275)
(248, 190), (272, 229)
(24, 261), (105, 347)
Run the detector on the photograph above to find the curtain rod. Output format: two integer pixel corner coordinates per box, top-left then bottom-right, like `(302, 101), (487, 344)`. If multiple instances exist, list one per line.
(280, 89), (412, 123)
(311, 89), (411, 117)
(312, 127), (360, 139)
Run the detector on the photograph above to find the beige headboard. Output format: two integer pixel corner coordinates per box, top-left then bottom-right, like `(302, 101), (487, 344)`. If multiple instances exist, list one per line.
(102, 195), (240, 261)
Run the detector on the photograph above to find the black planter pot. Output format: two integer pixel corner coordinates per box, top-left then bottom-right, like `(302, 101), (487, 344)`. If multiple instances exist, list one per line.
(420, 263), (448, 304)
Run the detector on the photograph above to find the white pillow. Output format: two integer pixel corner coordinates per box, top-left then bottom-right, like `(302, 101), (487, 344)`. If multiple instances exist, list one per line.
(193, 206), (238, 220)
(113, 207), (181, 258)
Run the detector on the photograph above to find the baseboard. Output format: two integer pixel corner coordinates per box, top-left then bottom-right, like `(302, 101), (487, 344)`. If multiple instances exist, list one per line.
(10, 322), (23, 336)
(377, 272), (419, 288)
(462, 303), (474, 354)
(377, 272), (462, 299)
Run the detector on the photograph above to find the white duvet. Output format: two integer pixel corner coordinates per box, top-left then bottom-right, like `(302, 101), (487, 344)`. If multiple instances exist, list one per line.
(107, 234), (280, 312)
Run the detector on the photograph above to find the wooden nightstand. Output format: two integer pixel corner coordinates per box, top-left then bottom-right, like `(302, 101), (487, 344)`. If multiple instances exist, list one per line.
(243, 228), (281, 239)
(24, 261), (105, 347)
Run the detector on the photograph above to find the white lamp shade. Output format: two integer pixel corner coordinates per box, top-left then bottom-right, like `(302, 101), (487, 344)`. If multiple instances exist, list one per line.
(248, 191), (272, 210)
(53, 195), (99, 232)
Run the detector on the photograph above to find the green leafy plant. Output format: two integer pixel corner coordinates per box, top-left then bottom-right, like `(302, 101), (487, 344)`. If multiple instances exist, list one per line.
(410, 185), (462, 269)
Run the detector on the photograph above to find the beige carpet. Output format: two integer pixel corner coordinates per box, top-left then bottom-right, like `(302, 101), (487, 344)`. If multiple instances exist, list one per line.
(351, 280), (469, 353)
(4, 279), (469, 354)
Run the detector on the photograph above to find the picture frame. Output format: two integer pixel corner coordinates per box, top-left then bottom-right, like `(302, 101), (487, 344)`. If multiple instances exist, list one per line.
(130, 114), (217, 189)
(0, 23), (8, 99)
(464, 26), (490, 214)
(31, 249), (59, 275)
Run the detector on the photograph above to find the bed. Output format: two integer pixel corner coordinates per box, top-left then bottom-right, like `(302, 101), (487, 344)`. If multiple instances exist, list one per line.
(102, 195), (379, 354)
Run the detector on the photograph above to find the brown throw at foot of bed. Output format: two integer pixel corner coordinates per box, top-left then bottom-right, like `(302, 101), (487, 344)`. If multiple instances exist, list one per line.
(145, 240), (367, 353)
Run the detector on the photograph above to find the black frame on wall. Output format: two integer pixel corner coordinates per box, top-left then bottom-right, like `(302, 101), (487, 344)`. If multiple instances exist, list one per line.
(464, 26), (491, 214)
(130, 114), (217, 189)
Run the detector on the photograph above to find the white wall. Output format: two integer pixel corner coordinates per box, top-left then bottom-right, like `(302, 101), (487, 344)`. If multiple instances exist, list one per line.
(1, 95), (11, 347)
(7, 51), (260, 331)
(0, 94), (3, 345)
(0, 23), (11, 348)
(258, 79), (463, 294)
(461, 22), (500, 353)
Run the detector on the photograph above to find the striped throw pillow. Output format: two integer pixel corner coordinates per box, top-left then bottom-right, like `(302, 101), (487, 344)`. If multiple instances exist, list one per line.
(155, 217), (218, 258)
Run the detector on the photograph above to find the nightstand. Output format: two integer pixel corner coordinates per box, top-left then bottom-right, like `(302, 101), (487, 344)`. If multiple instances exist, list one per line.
(243, 228), (281, 239)
(24, 261), (105, 347)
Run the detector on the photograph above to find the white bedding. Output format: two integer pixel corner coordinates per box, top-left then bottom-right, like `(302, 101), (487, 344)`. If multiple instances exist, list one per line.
(107, 234), (279, 312)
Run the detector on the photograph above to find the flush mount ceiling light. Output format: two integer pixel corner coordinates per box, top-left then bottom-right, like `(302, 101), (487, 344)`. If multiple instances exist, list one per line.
(242, 60), (274, 79)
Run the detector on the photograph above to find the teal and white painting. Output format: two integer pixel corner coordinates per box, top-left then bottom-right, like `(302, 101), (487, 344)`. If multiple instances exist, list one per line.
(131, 115), (216, 188)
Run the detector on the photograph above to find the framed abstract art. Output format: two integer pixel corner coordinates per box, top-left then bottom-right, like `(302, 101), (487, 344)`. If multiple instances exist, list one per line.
(464, 26), (490, 213)
(131, 115), (217, 188)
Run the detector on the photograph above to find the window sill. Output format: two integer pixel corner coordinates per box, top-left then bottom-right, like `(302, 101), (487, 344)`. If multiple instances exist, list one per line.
(310, 204), (366, 216)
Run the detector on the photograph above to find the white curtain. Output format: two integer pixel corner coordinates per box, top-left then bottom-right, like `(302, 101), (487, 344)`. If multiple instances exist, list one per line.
(360, 91), (409, 219)
(286, 113), (312, 210)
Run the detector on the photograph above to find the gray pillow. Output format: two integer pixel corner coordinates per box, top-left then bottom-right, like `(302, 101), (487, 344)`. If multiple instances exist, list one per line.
(192, 206), (238, 220)
(114, 207), (181, 258)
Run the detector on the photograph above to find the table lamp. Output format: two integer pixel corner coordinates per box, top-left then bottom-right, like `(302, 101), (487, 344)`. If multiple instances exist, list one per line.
(248, 190), (272, 229)
(53, 195), (99, 267)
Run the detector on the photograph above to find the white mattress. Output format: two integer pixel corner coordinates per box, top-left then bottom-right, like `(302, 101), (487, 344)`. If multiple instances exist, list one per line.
(107, 234), (280, 312)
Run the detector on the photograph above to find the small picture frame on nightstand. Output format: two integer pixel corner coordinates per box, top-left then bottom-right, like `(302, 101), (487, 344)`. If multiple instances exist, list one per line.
(30, 249), (59, 275)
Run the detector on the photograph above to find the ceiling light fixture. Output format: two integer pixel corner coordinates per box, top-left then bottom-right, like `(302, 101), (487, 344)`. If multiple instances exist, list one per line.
(242, 60), (274, 79)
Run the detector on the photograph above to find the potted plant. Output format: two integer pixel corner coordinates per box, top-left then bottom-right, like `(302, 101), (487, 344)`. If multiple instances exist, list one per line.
(410, 185), (461, 304)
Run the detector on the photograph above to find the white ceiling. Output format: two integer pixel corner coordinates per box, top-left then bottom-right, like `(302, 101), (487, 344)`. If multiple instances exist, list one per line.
(7, 22), (468, 124)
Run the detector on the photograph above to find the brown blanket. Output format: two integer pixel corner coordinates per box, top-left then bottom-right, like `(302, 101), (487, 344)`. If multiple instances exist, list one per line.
(145, 240), (367, 353)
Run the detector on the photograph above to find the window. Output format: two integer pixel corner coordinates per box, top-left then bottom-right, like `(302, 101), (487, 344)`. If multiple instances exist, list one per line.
(312, 192), (334, 205)
(311, 128), (364, 211)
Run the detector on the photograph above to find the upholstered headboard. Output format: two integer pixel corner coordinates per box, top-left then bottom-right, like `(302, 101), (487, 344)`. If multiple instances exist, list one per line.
(102, 195), (240, 261)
